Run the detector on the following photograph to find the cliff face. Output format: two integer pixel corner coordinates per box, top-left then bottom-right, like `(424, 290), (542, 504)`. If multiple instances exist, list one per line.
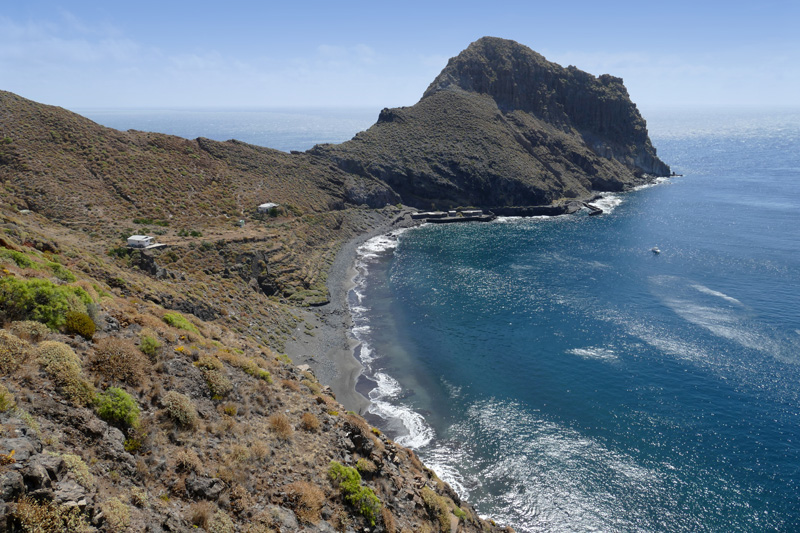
(313, 37), (669, 209)
(424, 37), (669, 177)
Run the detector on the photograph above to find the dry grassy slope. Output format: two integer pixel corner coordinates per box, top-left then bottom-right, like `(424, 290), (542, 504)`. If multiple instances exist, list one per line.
(0, 90), (400, 310)
(0, 90), (393, 230)
(312, 36), (669, 209)
(0, 207), (513, 532)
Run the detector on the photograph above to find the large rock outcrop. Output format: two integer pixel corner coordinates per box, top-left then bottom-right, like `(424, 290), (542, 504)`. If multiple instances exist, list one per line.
(312, 36), (670, 209)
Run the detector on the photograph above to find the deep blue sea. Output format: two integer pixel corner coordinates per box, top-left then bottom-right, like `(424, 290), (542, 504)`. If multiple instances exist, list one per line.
(87, 106), (800, 532)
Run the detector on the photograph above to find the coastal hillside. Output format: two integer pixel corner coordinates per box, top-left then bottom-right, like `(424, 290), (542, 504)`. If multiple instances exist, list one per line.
(312, 36), (670, 209)
(0, 90), (399, 308)
(0, 35), (671, 531)
(0, 202), (510, 532)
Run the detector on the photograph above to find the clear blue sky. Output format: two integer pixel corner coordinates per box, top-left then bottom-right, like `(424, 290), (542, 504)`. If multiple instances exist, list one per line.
(1, 0), (798, 112)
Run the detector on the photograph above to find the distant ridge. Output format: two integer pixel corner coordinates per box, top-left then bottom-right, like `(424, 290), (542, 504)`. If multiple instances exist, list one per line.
(312, 36), (670, 209)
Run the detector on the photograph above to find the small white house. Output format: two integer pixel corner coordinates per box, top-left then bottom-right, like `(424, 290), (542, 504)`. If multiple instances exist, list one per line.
(257, 202), (279, 214)
(127, 235), (154, 248)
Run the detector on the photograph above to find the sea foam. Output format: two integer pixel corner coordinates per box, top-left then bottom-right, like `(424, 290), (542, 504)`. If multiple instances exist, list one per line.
(350, 227), (436, 449)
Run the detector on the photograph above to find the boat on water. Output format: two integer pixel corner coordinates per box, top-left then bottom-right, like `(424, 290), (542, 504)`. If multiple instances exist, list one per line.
(651, 247), (661, 254)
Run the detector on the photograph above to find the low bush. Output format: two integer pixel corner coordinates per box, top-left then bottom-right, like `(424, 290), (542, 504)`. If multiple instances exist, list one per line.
(175, 448), (201, 472)
(300, 412), (320, 432)
(90, 337), (148, 386)
(36, 341), (95, 406)
(163, 312), (199, 334)
(0, 277), (92, 329)
(328, 461), (381, 526)
(64, 311), (95, 340)
(95, 387), (140, 430)
(0, 329), (30, 375)
(0, 248), (35, 269)
(203, 368), (233, 398)
(208, 510), (235, 533)
(9, 320), (50, 342)
(139, 332), (161, 360)
(217, 351), (272, 382)
(12, 496), (92, 532)
(0, 384), (16, 412)
(47, 262), (76, 282)
(58, 453), (95, 489)
(287, 481), (325, 524)
(189, 501), (214, 528)
(356, 457), (377, 475)
(100, 497), (131, 531)
(421, 487), (451, 533)
(162, 390), (197, 428)
(269, 413), (293, 440)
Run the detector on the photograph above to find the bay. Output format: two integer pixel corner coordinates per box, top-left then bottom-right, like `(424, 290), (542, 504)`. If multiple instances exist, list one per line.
(353, 107), (800, 532)
(84, 104), (800, 531)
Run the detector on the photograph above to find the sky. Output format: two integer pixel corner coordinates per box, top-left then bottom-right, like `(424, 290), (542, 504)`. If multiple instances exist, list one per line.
(1, 0), (799, 113)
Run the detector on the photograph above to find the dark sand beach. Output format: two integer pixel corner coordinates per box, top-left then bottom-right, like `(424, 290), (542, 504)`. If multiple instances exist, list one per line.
(283, 209), (417, 413)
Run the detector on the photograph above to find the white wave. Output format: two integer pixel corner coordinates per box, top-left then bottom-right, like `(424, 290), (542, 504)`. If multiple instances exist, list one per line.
(589, 193), (624, 214)
(356, 228), (410, 260)
(367, 372), (435, 448)
(421, 398), (667, 532)
(691, 284), (744, 306)
(632, 176), (671, 191)
(358, 343), (375, 364)
(568, 346), (618, 362)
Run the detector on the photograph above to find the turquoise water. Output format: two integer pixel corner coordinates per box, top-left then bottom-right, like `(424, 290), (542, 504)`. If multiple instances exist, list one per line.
(353, 109), (800, 532)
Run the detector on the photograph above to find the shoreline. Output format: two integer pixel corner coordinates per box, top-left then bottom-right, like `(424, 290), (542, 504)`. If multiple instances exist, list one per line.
(283, 208), (418, 413)
(283, 180), (666, 412)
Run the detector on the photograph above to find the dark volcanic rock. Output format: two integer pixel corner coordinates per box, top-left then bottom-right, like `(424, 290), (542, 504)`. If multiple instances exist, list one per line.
(312, 36), (669, 209)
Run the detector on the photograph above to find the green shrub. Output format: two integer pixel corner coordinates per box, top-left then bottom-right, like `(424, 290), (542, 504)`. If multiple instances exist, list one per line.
(328, 461), (381, 526)
(162, 390), (197, 428)
(64, 311), (95, 340)
(0, 248), (34, 269)
(421, 486), (451, 533)
(0, 329), (31, 375)
(0, 384), (16, 412)
(139, 333), (161, 360)
(96, 387), (140, 429)
(0, 277), (92, 329)
(47, 262), (76, 282)
(36, 341), (95, 406)
(163, 312), (199, 334)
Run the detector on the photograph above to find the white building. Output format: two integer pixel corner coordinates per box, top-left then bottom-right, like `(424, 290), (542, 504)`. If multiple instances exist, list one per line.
(127, 235), (154, 248)
(257, 202), (279, 214)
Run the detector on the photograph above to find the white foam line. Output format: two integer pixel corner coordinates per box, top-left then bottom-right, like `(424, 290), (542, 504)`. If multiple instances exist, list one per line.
(691, 284), (744, 306)
(367, 372), (435, 448)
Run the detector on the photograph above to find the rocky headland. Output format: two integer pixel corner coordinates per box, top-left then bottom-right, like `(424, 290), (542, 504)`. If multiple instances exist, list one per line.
(311, 36), (669, 210)
(0, 36), (667, 532)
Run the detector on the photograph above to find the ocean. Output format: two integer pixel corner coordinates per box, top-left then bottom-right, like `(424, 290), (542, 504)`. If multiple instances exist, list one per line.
(86, 106), (800, 532)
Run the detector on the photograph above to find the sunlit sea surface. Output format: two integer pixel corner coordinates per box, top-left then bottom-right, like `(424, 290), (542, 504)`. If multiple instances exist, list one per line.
(87, 106), (800, 532)
(352, 108), (800, 532)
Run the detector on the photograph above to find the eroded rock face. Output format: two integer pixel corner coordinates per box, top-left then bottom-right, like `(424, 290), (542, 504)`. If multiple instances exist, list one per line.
(313, 36), (669, 209)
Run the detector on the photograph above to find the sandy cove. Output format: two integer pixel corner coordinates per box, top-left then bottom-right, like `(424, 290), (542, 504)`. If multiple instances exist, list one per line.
(283, 208), (418, 413)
